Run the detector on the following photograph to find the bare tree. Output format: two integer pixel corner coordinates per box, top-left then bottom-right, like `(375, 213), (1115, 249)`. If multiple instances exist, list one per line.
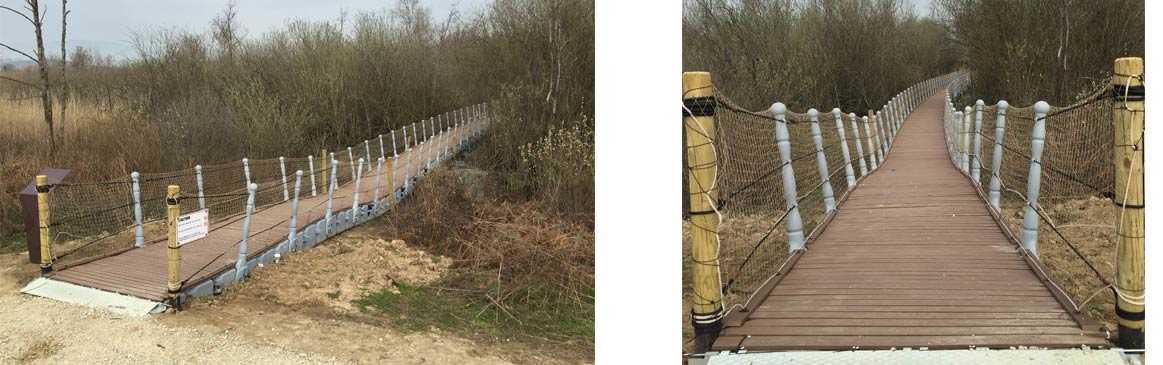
(60, 0), (70, 133)
(0, 0), (55, 157)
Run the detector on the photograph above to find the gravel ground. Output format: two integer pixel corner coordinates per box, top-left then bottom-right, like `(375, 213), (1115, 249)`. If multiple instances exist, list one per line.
(0, 223), (579, 364)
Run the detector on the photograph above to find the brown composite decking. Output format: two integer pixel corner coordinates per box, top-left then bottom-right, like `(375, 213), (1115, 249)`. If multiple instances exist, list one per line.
(47, 126), (472, 302)
(712, 92), (1110, 351)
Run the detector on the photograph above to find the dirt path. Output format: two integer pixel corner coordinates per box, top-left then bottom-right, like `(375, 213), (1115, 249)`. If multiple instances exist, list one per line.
(0, 224), (586, 364)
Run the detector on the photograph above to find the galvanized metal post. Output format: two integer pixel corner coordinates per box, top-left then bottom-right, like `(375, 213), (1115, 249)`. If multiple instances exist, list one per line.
(195, 165), (205, 210)
(875, 109), (888, 157)
(961, 106), (972, 173)
(832, 108), (856, 190)
(808, 109), (836, 212)
(236, 182), (257, 281)
(1020, 101), (1050, 257)
(325, 158), (337, 232)
(772, 102), (806, 251)
(131, 171), (144, 248)
(863, 116), (878, 170)
(288, 170), (302, 250)
(412, 122), (419, 149)
(988, 101), (1009, 210)
(971, 100), (985, 184)
(365, 140), (372, 170)
(849, 113), (868, 177)
(347, 146), (356, 180)
(954, 110), (965, 171)
(279, 156), (289, 201)
(378, 134), (385, 160)
(308, 155), (317, 197)
(403, 125), (410, 151)
(242, 158), (251, 185)
(373, 157), (383, 209)
(352, 158), (364, 219)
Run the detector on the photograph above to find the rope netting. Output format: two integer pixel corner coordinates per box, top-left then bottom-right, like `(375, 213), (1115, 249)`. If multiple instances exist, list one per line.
(42, 103), (490, 268)
(948, 78), (1134, 325)
(683, 74), (951, 314)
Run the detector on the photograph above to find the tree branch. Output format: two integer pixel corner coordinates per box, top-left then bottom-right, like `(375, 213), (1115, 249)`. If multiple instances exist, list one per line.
(0, 5), (34, 24)
(0, 42), (38, 63)
(0, 75), (42, 89)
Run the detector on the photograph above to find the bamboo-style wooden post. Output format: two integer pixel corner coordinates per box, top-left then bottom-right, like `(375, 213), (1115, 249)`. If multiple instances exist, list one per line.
(808, 109), (836, 212)
(849, 113), (868, 177)
(1113, 57), (1144, 349)
(832, 108), (856, 189)
(36, 175), (52, 274)
(863, 115), (878, 170)
(236, 182), (257, 281)
(131, 171), (144, 248)
(971, 100), (984, 184)
(195, 165), (205, 209)
(165, 185), (181, 298)
(288, 171), (302, 250)
(319, 149), (327, 193)
(279, 156), (289, 201)
(988, 101), (1009, 210)
(1019, 101), (1050, 257)
(682, 72), (723, 352)
(772, 103), (806, 250)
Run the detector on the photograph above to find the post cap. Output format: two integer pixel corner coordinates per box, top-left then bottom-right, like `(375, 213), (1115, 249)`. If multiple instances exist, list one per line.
(848, 112), (856, 118)
(862, 116), (868, 121)
(997, 100), (1009, 111)
(832, 108), (841, 115)
(279, 156), (285, 162)
(964, 106), (972, 113)
(807, 108), (818, 118)
(195, 165), (202, 172)
(770, 102), (787, 116)
(167, 185), (180, 197)
(242, 158), (248, 164)
(295, 170), (303, 176)
(975, 99), (984, 106)
(36, 175), (47, 185)
(248, 183), (258, 191)
(1034, 101), (1050, 114)
(131, 171), (140, 179)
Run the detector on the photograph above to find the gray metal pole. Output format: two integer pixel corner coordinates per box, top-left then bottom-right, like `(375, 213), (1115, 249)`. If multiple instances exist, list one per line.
(279, 156), (289, 201)
(195, 165), (205, 210)
(832, 108), (856, 190)
(236, 182), (257, 281)
(352, 158), (364, 219)
(772, 102), (806, 251)
(131, 171), (144, 248)
(849, 113), (868, 177)
(288, 171), (302, 250)
(325, 158), (337, 234)
(1020, 101), (1050, 257)
(972, 100), (985, 184)
(988, 101), (1009, 210)
(308, 155), (317, 197)
(863, 116), (878, 170)
(808, 109), (836, 212)
(242, 158), (251, 186)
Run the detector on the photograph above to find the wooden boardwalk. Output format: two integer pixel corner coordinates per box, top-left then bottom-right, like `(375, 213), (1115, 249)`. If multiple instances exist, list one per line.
(45, 127), (469, 302)
(712, 92), (1110, 351)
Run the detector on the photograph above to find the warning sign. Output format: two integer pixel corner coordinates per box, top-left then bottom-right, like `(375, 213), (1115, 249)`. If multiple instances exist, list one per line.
(177, 209), (209, 245)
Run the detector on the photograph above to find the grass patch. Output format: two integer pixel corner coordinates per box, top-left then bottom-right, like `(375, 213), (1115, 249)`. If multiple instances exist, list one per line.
(0, 232), (27, 255)
(356, 281), (593, 342)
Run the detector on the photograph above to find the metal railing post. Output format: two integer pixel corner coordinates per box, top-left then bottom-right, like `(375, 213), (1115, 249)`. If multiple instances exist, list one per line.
(288, 170), (302, 250)
(1019, 101), (1050, 257)
(849, 113), (868, 177)
(236, 182), (257, 281)
(279, 156), (289, 201)
(195, 165), (205, 210)
(325, 158), (337, 233)
(352, 158), (364, 219)
(242, 158), (251, 185)
(988, 101), (1009, 210)
(832, 108), (856, 190)
(308, 155), (317, 197)
(808, 109), (836, 212)
(863, 115), (878, 170)
(971, 100), (985, 184)
(131, 171), (144, 248)
(772, 102), (806, 251)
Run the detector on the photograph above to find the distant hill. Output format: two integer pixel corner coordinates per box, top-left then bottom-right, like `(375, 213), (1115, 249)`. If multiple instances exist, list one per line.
(0, 59), (37, 71)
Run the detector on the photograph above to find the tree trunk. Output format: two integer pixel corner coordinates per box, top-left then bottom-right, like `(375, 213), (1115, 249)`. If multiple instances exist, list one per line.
(59, 0), (69, 136)
(29, 0), (55, 158)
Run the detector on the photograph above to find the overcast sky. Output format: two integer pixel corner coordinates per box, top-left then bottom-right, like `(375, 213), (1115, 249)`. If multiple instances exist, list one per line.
(0, 0), (491, 61)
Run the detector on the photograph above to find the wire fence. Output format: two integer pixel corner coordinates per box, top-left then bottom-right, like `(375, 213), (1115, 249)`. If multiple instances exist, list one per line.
(41, 102), (491, 269)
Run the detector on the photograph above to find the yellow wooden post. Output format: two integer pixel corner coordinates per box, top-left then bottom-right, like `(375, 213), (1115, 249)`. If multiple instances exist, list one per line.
(683, 71), (723, 352)
(1113, 57), (1144, 349)
(166, 185), (181, 301)
(36, 175), (52, 274)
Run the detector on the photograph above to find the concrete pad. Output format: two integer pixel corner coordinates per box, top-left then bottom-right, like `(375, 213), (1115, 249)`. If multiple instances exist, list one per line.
(704, 348), (1131, 365)
(21, 277), (165, 317)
